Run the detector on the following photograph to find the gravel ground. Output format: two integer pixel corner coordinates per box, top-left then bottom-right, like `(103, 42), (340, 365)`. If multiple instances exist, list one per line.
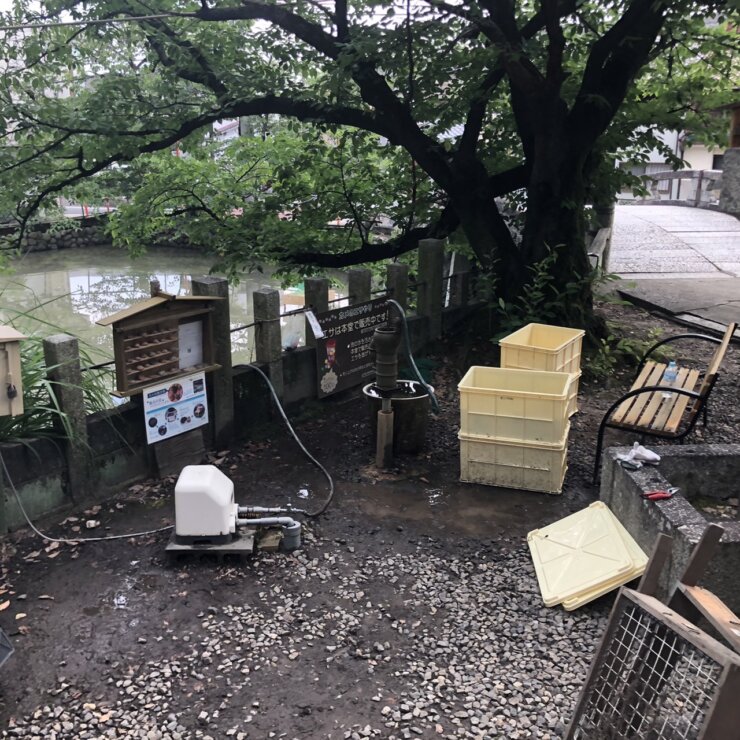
(1, 299), (738, 739)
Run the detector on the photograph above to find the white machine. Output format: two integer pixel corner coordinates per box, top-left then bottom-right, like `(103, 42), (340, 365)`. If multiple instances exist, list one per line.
(175, 465), (238, 542)
(172, 465), (302, 551)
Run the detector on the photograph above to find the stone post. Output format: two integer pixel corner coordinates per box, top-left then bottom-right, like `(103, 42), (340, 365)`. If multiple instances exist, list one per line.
(594, 201), (616, 272)
(417, 238), (445, 338)
(386, 263), (409, 311)
(43, 334), (90, 498)
(304, 277), (329, 347)
(192, 276), (234, 447)
(448, 253), (470, 307)
(719, 148), (740, 217)
(253, 288), (284, 399)
(348, 269), (372, 305)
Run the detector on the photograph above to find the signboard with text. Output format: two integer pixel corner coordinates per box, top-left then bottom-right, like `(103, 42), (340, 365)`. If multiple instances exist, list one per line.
(143, 371), (209, 444)
(315, 298), (389, 398)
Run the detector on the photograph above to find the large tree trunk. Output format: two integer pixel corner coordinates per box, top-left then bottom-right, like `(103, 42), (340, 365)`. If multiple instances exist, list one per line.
(518, 114), (597, 329)
(448, 163), (526, 304)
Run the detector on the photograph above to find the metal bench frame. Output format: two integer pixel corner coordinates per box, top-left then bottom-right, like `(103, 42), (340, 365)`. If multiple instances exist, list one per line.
(593, 322), (736, 483)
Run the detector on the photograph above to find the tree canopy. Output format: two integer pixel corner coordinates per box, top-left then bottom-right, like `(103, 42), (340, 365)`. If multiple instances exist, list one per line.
(0, 0), (737, 322)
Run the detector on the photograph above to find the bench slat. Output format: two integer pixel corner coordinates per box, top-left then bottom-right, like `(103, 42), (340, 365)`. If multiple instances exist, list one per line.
(612, 362), (659, 424)
(621, 362), (666, 426)
(650, 366), (691, 431)
(637, 381), (669, 429)
(663, 368), (701, 433)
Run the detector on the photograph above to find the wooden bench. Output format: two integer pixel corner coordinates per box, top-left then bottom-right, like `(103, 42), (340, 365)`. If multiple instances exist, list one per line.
(593, 322), (737, 482)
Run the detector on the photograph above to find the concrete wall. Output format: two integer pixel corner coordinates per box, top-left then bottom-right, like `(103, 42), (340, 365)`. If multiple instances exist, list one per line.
(0, 215), (199, 254)
(0, 216), (112, 253)
(600, 445), (740, 613)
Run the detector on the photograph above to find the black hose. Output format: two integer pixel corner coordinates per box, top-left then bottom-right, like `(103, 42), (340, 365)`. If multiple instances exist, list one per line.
(246, 364), (334, 517)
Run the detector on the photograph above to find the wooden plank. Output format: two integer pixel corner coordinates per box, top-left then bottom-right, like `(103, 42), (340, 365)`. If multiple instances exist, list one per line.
(629, 363), (668, 427)
(96, 296), (167, 325)
(678, 523), (725, 588)
(616, 362), (664, 424)
(637, 533), (673, 597)
(612, 362), (656, 423)
(650, 366), (689, 431)
(664, 368), (700, 433)
(154, 428), (206, 478)
(707, 322), (736, 377)
(698, 664), (740, 740)
(679, 585), (740, 654)
(627, 589), (740, 666)
(111, 363), (221, 397)
(564, 589), (632, 738)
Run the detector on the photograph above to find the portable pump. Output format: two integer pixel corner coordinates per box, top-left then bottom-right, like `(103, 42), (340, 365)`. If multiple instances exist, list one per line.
(173, 464), (302, 552)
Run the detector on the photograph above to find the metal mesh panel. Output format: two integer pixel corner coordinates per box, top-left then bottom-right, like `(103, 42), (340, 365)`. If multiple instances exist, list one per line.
(571, 602), (723, 739)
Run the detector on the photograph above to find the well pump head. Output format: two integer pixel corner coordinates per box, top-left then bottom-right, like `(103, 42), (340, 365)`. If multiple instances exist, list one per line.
(371, 319), (402, 394)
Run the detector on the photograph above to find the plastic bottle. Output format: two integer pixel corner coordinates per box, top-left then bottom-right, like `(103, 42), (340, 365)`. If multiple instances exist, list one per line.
(662, 360), (678, 399)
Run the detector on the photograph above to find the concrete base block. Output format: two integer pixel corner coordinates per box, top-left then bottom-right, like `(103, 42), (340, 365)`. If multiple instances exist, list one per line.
(600, 444), (740, 612)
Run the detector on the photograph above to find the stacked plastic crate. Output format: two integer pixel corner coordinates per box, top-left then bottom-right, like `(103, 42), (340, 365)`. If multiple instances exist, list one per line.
(499, 323), (585, 416)
(457, 324), (584, 494)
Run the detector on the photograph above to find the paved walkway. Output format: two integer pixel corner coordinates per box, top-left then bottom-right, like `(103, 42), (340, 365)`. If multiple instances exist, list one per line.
(610, 205), (740, 328)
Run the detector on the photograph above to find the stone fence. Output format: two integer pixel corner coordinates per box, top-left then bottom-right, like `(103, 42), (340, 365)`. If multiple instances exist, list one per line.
(0, 240), (477, 534)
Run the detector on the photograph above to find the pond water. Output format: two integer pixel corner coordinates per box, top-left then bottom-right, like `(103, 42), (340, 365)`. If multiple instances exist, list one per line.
(0, 247), (348, 366)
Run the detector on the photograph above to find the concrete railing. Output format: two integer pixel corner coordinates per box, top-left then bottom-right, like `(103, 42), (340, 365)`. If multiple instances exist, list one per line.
(625, 169), (723, 209)
(0, 241), (478, 534)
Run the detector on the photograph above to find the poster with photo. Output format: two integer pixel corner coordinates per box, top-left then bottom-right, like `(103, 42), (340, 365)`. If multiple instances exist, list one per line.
(143, 371), (209, 444)
(315, 298), (389, 398)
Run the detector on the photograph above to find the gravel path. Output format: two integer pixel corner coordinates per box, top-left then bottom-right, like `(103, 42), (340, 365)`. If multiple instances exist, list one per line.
(2, 528), (608, 739)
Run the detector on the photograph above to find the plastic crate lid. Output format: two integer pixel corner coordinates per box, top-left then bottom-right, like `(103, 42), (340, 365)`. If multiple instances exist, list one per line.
(561, 511), (648, 611)
(527, 502), (641, 607)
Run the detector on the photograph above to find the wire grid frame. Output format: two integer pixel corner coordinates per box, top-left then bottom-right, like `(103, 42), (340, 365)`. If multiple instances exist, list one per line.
(569, 593), (728, 739)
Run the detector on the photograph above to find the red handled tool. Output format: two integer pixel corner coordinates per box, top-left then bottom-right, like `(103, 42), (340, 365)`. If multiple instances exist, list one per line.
(642, 487), (679, 501)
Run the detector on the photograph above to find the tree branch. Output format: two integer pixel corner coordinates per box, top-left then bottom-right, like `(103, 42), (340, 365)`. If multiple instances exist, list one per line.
(286, 203), (460, 268)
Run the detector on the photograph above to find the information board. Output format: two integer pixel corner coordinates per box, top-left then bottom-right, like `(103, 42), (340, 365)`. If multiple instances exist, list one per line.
(316, 298), (389, 398)
(143, 371), (209, 444)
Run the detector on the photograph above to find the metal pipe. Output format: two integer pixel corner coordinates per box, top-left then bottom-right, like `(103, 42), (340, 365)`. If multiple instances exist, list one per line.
(238, 506), (295, 516)
(236, 516), (302, 551)
(236, 516), (299, 528)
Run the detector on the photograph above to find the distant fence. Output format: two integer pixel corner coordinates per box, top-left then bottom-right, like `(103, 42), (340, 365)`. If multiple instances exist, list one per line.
(624, 169), (723, 210)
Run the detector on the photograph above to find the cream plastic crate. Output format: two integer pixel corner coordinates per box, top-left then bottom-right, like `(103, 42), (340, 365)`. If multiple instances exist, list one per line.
(459, 432), (567, 494)
(500, 323), (585, 375)
(567, 371), (582, 417)
(458, 366), (571, 444)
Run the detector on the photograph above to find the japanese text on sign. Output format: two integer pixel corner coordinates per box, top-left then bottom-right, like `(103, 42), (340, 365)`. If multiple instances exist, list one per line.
(315, 298), (388, 398)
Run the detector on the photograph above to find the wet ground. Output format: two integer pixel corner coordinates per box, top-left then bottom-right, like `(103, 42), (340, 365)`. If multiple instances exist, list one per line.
(1, 300), (738, 738)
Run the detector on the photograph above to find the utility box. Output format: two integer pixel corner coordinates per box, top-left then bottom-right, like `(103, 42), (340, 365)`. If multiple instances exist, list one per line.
(97, 294), (222, 396)
(0, 326), (26, 417)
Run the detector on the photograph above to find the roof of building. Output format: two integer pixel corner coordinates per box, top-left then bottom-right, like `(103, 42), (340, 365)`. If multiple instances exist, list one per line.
(96, 294), (221, 326)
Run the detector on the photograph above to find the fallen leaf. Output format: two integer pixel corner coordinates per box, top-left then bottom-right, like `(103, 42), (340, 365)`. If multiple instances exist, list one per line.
(45, 542), (60, 552)
(48, 552), (60, 559)
(38, 595), (54, 601)
(17, 625), (30, 635)
(0, 600), (9, 611)
(25, 550), (42, 560)
(16, 613), (26, 620)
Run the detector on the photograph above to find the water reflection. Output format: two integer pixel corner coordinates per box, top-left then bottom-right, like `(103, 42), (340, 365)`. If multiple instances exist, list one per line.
(0, 247), (348, 364)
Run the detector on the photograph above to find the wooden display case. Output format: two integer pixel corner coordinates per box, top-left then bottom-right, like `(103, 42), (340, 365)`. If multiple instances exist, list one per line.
(98, 295), (222, 396)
